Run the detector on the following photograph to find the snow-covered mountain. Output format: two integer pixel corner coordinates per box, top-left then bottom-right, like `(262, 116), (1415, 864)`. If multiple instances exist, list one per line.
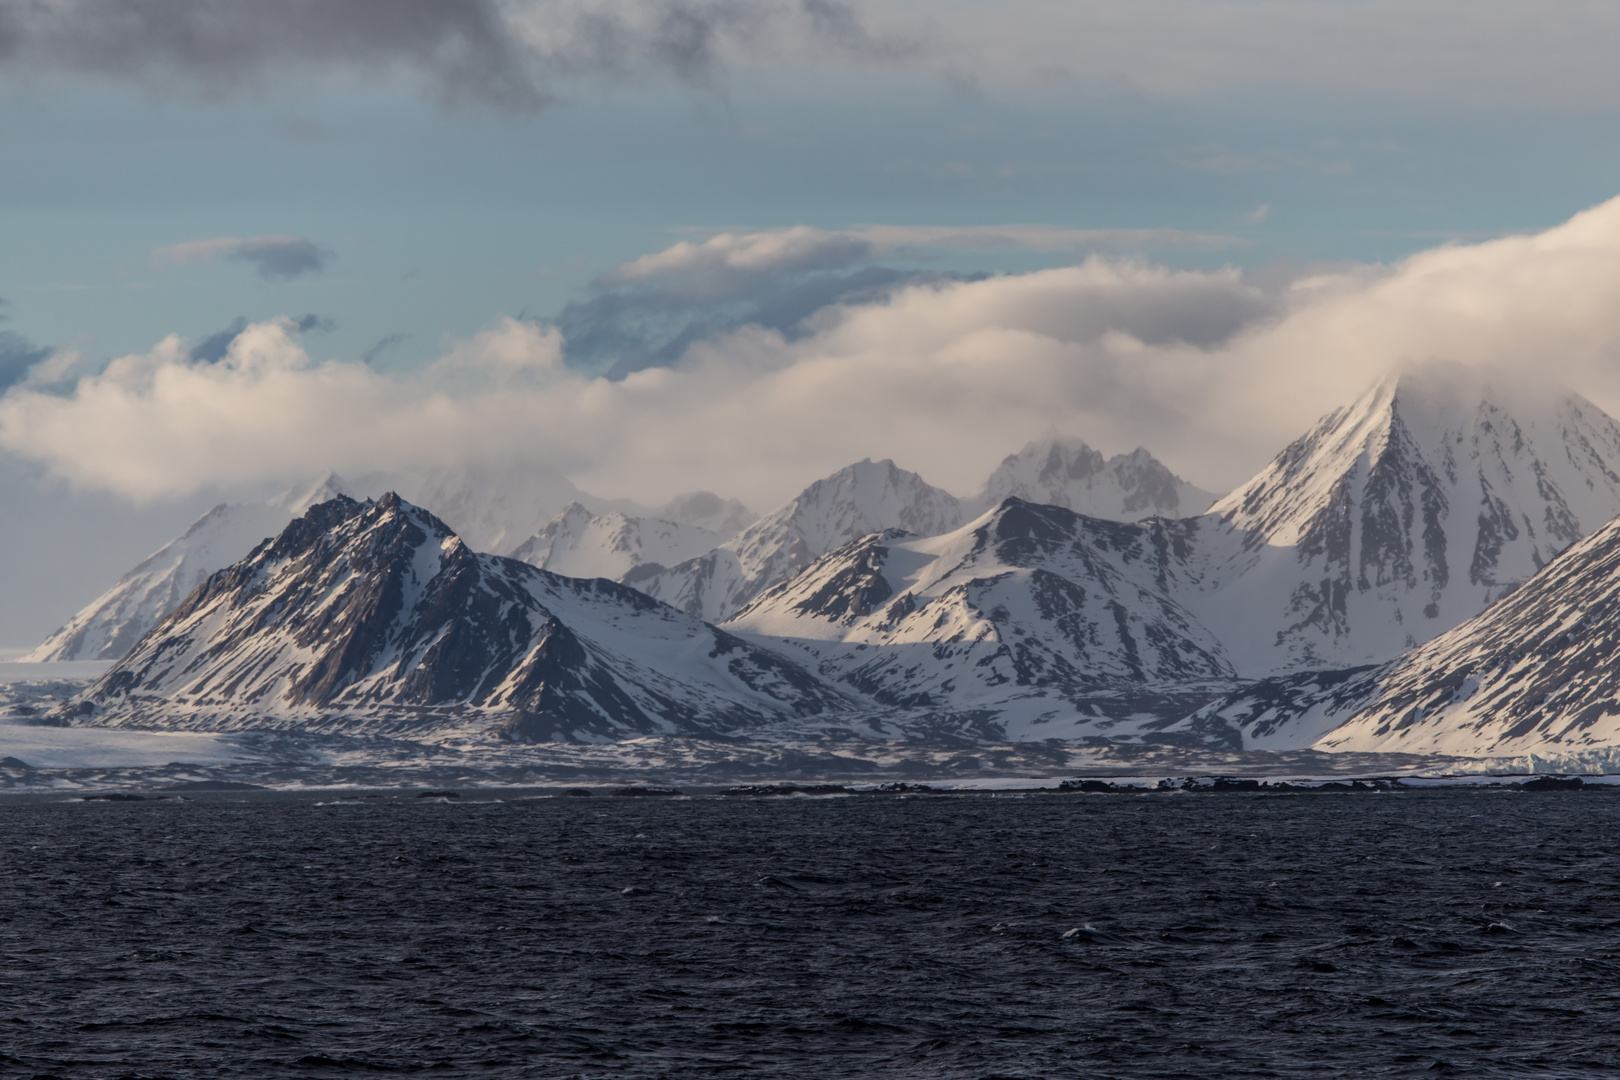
(634, 459), (966, 623)
(965, 438), (1217, 520)
(382, 465), (646, 556)
(725, 498), (1236, 736)
(1174, 508), (1620, 756)
(722, 362), (1620, 696)
(28, 464), (660, 664)
(1190, 364), (1620, 672)
(655, 491), (756, 536)
(25, 474), (350, 662)
(510, 503), (726, 581)
(78, 494), (846, 742)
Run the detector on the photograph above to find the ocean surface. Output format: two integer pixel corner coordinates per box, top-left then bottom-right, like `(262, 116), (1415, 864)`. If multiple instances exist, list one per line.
(3, 788), (1619, 1078)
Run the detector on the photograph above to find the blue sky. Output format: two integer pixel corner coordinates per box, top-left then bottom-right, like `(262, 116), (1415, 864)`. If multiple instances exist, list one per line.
(8, 0), (1620, 644)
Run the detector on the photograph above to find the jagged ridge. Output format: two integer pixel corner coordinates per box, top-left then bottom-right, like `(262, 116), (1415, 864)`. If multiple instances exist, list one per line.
(79, 494), (847, 742)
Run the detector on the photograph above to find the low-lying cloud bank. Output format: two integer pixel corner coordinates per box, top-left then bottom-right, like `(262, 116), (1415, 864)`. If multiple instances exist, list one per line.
(8, 198), (1620, 509)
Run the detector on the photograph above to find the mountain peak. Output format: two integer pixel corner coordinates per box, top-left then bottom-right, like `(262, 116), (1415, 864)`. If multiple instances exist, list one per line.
(1202, 365), (1620, 669)
(83, 491), (842, 740)
(510, 503), (727, 582)
(967, 438), (1215, 521)
(631, 458), (964, 622)
(269, 470), (355, 514)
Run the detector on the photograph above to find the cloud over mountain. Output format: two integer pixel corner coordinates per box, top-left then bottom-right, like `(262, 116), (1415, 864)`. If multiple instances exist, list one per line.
(9, 198), (1620, 510)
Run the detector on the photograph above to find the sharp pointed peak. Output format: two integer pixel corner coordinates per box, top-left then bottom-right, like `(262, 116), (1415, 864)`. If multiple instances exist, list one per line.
(1356, 360), (1576, 414)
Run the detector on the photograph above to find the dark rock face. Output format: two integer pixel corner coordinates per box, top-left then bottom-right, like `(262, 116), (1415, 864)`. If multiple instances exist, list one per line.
(80, 494), (846, 742)
(787, 536), (895, 624)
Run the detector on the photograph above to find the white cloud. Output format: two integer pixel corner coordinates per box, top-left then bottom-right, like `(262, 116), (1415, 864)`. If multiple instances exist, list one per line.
(608, 224), (1246, 291)
(11, 198), (1620, 509)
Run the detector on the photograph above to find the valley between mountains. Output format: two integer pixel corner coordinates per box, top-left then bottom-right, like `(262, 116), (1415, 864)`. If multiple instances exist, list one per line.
(18, 362), (1620, 771)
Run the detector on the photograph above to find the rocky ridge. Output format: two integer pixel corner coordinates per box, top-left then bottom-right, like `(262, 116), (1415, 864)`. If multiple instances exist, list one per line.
(78, 494), (846, 742)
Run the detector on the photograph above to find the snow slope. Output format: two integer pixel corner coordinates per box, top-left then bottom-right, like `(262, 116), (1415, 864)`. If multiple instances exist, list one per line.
(510, 503), (727, 582)
(1174, 509), (1620, 755)
(965, 438), (1217, 520)
(1190, 364), (1620, 672)
(725, 498), (1236, 732)
(25, 474), (350, 662)
(635, 459), (966, 622)
(79, 494), (846, 742)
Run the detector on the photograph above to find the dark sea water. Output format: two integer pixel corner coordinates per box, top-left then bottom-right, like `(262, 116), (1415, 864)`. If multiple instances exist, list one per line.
(4, 789), (1620, 1078)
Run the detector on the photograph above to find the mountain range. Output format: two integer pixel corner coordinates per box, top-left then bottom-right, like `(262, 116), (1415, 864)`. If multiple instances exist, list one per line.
(40, 363), (1620, 760)
(30, 438), (1205, 660)
(26, 470), (757, 662)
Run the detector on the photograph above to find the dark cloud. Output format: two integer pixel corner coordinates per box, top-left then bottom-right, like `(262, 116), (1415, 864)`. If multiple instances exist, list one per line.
(0, 330), (51, 392)
(154, 235), (332, 281)
(361, 331), (409, 365)
(557, 264), (977, 379)
(560, 222), (1261, 378)
(188, 317), (248, 363)
(189, 312), (334, 363)
(0, 0), (910, 109)
(230, 237), (330, 280)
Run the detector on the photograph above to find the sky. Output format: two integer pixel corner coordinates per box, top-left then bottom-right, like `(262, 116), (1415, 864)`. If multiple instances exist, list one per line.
(7, 0), (1620, 645)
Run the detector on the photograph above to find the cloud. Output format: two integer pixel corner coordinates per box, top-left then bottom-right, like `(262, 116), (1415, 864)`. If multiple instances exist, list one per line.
(600, 227), (878, 301)
(12, 198), (1620, 509)
(565, 224), (1244, 376)
(557, 263), (924, 379)
(1245, 204), (1271, 225)
(153, 235), (332, 281)
(190, 313), (333, 363)
(4, 0), (1620, 112)
(187, 317), (249, 363)
(604, 225), (1243, 297)
(910, 0), (1620, 108)
(0, 331), (51, 393)
(361, 332), (410, 366)
(0, 0), (915, 109)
